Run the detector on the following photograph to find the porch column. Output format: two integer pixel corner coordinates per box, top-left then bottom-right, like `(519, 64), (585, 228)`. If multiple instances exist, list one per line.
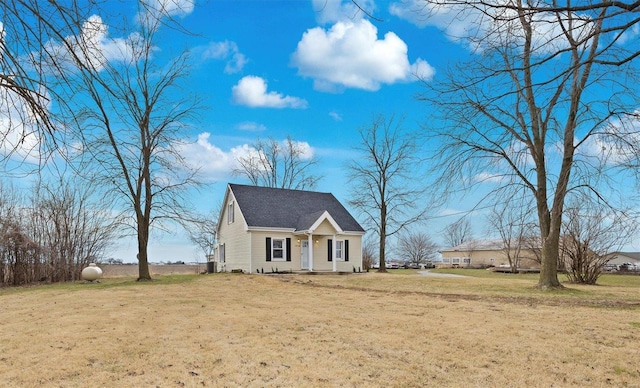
(332, 234), (337, 272)
(308, 234), (313, 271)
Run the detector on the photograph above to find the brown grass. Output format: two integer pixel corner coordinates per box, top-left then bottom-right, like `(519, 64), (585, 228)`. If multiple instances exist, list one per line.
(1, 272), (639, 387)
(100, 264), (205, 277)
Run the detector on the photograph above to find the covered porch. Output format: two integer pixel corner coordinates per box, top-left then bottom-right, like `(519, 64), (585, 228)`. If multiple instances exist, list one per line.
(293, 210), (347, 272)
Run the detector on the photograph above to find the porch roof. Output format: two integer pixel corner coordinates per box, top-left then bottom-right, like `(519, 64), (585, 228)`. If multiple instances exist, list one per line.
(295, 210), (343, 234)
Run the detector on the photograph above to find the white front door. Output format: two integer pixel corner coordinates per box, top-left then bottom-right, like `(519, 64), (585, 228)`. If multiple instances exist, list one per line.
(301, 240), (309, 270)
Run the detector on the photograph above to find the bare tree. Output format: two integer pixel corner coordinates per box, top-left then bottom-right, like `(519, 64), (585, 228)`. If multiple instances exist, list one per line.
(0, 219), (41, 286)
(27, 179), (118, 282)
(0, 184), (39, 286)
(415, 1), (640, 288)
(234, 135), (321, 190)
(0, 178), (117, 286)
(188, 208), (219, 261)
(49, 4), (201, 280)
(488, 193), (537, 273)
(361, 235), (378, 271)
(442, 219), (472, 249)
(560, 201), (635, 284)
(347, 114), (428, 272)
(396, 230), (438, 265)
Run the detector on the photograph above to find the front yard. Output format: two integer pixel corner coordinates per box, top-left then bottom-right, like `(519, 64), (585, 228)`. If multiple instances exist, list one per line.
(1, 271), (638, 386)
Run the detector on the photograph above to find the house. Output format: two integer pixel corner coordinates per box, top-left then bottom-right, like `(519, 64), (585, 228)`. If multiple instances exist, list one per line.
(440, 239), (540, 269)
(605, 252), (640, 267)
(215, 183), (365, 273)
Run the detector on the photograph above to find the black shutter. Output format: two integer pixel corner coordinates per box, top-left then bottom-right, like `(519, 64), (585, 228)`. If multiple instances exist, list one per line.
(266, 237), (272, 261)
(345, 239), (349, 261)
(327, 239), (332, 261)
(286, 238), (291, 261)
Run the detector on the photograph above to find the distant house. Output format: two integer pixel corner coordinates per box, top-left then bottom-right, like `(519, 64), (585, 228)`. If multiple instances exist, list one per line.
(215, 183), (365, 273)
(440, 239), (540, 269)
(605, 252), (640, 267)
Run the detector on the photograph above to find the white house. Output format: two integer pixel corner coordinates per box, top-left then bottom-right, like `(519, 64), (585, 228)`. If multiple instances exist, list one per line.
(215, 183), (365, 273)
(605, 252), (640, 267)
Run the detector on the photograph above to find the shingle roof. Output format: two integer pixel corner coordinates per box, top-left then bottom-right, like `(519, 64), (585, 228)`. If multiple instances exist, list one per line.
(295, 210), (327, 231)
(228, 183), (365, 233)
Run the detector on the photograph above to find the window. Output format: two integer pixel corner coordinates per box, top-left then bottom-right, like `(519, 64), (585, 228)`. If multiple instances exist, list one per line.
(452, 258), (460, 264)
(335, 240), (343, 260)
(266, 237), (291, 262)
(328, 239), (349, 262)
(463, 258), (471, 264)
(219, 244), (225, 263)
(272, 238), (285, 260)
(442, 258), (451, 264)
(227, 202), (234, 224)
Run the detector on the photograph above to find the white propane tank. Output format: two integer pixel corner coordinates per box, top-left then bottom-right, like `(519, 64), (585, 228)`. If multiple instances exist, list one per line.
(81, 263), (103, 281)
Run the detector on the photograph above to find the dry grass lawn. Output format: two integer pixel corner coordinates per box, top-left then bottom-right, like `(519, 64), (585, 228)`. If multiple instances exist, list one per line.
(1, 271), (639, 387)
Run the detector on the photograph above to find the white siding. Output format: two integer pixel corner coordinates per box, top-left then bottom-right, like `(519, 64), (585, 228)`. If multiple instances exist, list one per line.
(217, 197), (251, 273)
(313, 235), (363, 272)
(250, 231), (300, 273)
(314, 219), (337, 235)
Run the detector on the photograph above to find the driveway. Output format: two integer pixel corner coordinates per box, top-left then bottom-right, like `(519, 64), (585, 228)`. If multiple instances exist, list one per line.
(418, 270), (467, 278)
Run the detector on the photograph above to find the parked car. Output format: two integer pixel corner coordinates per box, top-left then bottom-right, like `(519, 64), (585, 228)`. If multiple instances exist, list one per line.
(422, 262), (435, 269)
(619, 262), (640, 272)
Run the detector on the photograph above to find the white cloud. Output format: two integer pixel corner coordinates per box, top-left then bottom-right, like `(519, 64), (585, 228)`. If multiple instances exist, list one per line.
(202, 40), (247, 74)
(178, 132), (249, 180)
(236, 121), (266, 132)
(390, 0), (457, 29)
(0, 85), (47, 162)
(473, 172), (505, 184)
(232, 139), (315, 174)
(146, 0), (194, 17)
(41, 15), (140, 73)
(232, 76), (308, 109)
(617, 24), (640, 45)
(289, 140), (314, 160)
(79, 15), (141, 67)
(137, 0), (195, 24)
(179, 133), (316, 181)
(291, 19), (435, 92)
(311, 0), (376, 24)
(0, 117), (40, 162)
(329, 111), (342, 121)
(390, 0), (593, 54)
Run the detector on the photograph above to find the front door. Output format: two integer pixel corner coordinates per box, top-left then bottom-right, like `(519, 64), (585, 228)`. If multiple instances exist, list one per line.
(301, 240), (309, 270)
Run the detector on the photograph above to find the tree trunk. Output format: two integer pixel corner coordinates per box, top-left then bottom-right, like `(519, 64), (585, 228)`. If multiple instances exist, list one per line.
(378, 204), (387, 273)
(137, 237), (152, 281)
(538, 224), (563, 289)
(378, 234), (387, 273)
(137, 214), (152, 281)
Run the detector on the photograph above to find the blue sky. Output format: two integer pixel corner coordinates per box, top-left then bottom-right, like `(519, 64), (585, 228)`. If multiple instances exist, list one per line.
(130, 0), (463, 262)
(5, 0), (639, 262)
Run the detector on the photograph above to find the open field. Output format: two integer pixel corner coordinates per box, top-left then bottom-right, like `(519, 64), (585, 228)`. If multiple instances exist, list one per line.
(1, 271), (639, 387)
(100, 264), (205, 277)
